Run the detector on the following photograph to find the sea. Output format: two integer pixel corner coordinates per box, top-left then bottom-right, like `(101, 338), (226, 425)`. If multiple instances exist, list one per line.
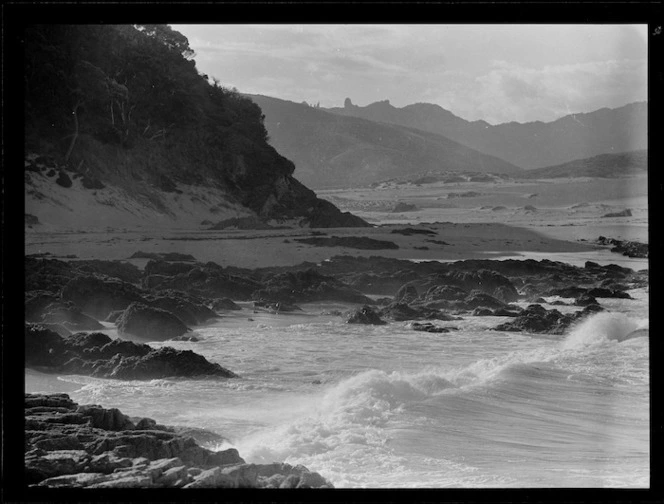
(25, 273), (649, 488)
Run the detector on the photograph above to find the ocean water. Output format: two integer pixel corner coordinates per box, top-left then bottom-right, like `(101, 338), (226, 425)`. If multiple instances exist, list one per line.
(25, 286), (649, 488)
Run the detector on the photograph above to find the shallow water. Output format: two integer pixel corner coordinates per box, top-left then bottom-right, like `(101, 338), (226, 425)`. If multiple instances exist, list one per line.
(25, 283), (649, 488)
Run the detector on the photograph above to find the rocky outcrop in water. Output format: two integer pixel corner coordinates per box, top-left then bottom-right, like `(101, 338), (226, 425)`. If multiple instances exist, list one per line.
(410, 322), (454, 333)
(24, 394), (333, 488)
(61, 276), (145, 320)
(597, 236), (648, 259)
(210, 297), (243, 311)
(378, 302), (460, 322)
(493, 304), (604, 335)
(142, 261), (261, 300)
(346, 306), (386, 325)
(253, 269), (373, 305)
(25, 324), (237, 379)
(116, 303), (190, 340)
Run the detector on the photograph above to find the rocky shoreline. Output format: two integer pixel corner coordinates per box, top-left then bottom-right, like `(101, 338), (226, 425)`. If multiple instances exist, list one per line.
(22, 249), (648, 489)
(25, 249), (648, 375)
(25, 393), (333, 488)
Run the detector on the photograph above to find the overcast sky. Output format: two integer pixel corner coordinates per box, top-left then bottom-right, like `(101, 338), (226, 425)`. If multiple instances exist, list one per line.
(173, 24), (647, 125)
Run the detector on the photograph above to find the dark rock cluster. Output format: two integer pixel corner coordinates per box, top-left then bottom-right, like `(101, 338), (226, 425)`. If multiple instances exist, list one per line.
(25, 324), (237, 379)
(493, 304), (604, 335)
(24, 393), (333, 488)
(597, 236), (648, 258)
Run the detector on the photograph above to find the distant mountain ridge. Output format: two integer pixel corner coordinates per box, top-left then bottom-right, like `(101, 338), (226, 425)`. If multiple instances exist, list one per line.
(248, 94), (521, 189)
(515, 149), (647, 179)
(326, 99), (647, 169)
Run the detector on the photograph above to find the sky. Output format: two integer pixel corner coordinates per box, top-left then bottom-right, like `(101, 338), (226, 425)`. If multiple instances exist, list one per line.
(173, 24), (648, 125)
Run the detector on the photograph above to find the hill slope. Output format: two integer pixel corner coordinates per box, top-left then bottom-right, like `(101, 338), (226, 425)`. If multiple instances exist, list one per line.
(515, 150), (647, 179)
(248, 95), (521, 189)
(326, 99), (647, 169)
(23, 24), (367, 230)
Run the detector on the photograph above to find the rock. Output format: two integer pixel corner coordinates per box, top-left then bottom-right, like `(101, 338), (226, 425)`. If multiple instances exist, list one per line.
(392, 202), (417, 213)
(575, 294), (599, 307)
(493, 304), (570, 334)
(379, 302), (455, 322)
(116, 303), (189, 340)
(394, 284), (419, 304)
(87, 473), (155, 488)
(460, 291), (506, 310)
(280, 474), (301, 488)
(25, 324), (69, 368)
(346, 305), (386, 325)
(71, 260), (142, 283)
(155, 465), (189, 487)
(107, 347), (239, 380)
(253, 300), (302, 313)
(601, 209), (632, 218)
(130, 251), (196, 262)
(586, 287), (632, 299)
(210, 297), (243, 311)
(255, 269), (372, 305)
(25, 449), (91, 483)
(88, 453), (135, 473)
(61, 275), (145, 320)
(143, 261), (260, 300)
(25, 290), (61, 322)
(493, 304), (603, 335)
(40, 301), (105, 331)
(390, 227), (436, 236)
(183, 467), (234, 488)
(26, 325), (238, 380)
(76, 405), (135, 431)
(422, 284), (468, 302)
(410, 322), (451, 333)
(24, 394), (332, 488)
(34, 472), (109, 488)
(55, 171), (73, 188)
(144, 259), (197, 276)
(220, 463), (259, 488)
(144, 291), (217, 326)
(105, 310), (125, 323)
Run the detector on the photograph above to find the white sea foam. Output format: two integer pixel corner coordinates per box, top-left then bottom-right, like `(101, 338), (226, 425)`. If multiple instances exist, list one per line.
(561, 312), (646, 350)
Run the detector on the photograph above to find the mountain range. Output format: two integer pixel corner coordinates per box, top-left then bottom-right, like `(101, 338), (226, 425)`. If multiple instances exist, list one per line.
(248, 94), (521, 189)
(326, 99), (647, 170)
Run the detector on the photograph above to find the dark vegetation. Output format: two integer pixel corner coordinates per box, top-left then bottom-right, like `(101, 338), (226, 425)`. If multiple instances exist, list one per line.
(24, 24), (368, 226)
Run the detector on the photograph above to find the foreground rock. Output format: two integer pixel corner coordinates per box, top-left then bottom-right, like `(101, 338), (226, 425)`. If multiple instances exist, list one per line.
(25, 394), (333, 488)
(25, 324), (237, 379)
